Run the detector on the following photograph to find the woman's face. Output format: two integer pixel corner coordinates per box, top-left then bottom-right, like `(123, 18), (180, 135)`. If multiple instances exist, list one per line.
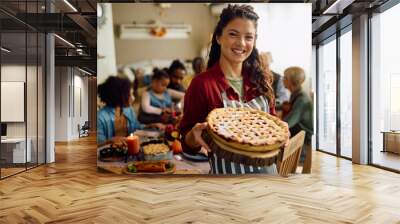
(152, 78), (170, 94)
(217, 18), (256, 65)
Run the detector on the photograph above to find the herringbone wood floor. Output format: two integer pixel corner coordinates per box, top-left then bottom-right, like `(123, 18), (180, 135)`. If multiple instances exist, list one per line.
(1, 135), (400, 223)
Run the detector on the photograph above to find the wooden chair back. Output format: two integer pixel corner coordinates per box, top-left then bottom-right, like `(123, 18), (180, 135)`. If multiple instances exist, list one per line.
(278, 131), (305, 177)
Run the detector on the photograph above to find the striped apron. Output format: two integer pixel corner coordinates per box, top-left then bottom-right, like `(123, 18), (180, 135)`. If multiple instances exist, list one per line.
(208, 91), (278, 175)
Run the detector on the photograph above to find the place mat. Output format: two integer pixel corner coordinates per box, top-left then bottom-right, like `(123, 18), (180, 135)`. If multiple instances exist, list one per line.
(97, 143), (210, 175)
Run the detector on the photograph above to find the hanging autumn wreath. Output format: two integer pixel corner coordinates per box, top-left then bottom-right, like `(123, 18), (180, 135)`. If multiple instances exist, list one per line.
(150, 26), (167, 37)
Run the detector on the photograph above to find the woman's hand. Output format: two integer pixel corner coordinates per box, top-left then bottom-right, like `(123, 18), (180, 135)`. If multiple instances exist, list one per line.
(162, 108), (172, 114)
(154, 123), (166, 131)
(160, 114), (169, 124)
(199, 146), (209, 157)
(282, 121), (290, 148)
(281, 101), (292, 119)
(185, 122), (211, 156)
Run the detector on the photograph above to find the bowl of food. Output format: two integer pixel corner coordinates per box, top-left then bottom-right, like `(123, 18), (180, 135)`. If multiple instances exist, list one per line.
(141, 139), (173, 161)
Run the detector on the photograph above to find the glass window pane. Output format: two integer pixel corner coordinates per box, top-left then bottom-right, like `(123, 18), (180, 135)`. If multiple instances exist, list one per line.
(26, 0), (40, 169)
(27, 31), (38, 169)
(1, 31), (27, 177)
(318, 37), (337, 154)
(38, 33), (45, 165)
(340, 29), (352, 158)
(371, 3), (400, 171)
(0, 1), (46, 179)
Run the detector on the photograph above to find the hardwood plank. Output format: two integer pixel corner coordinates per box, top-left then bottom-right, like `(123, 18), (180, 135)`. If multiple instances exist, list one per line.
(0, 135), (399, 223)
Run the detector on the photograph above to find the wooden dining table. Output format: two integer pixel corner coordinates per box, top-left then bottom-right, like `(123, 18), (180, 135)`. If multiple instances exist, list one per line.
(97, 130), (210, 175)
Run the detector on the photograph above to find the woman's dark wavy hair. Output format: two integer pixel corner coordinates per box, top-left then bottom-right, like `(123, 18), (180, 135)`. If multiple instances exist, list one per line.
(207, 4), (275, 105)
(98, 76), (131, 108)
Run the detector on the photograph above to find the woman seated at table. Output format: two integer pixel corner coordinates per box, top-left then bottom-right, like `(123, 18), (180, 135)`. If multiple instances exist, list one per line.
(138, 69), (184, 124)
(97, 76), (165, 144)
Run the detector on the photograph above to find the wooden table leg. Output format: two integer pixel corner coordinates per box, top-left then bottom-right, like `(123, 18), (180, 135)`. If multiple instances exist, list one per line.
(302, 144), (312, 174)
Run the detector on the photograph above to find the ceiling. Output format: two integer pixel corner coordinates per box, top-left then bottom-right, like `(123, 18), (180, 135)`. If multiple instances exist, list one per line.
(0, 0), (96, 75)
(310, 0), (391, 44)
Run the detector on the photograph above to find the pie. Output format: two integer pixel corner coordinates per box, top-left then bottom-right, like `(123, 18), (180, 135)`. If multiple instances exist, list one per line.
(206, 107), (289, 152)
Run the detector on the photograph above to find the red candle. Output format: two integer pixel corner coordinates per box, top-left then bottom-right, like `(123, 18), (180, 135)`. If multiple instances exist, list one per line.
(126, 134), (140, 155)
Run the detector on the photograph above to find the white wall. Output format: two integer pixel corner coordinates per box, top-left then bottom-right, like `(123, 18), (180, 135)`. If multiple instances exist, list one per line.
(55, 67), (89, 141)
(55, 67), (68, 141)
(1, 65), (32, 137)
(98, 3), (117, 84)
(112, 3), (216, 67)
(72, 74), (89, 138)
(1, 66), (26, 139)
(107, 3), (312, 92)
(252, 3), (312, 91)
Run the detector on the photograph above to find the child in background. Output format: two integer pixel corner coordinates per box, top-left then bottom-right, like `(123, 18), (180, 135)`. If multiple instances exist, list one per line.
(97, 76), (165, 144)
(138, 69), (184, 124)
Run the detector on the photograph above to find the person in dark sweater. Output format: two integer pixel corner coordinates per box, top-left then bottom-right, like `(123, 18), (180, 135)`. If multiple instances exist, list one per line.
(282, 66), (313, 173)
(167, 59), (187, 93)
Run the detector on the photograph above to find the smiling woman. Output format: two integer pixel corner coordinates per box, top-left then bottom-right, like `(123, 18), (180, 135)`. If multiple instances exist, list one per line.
(179, 4), (281, 175)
